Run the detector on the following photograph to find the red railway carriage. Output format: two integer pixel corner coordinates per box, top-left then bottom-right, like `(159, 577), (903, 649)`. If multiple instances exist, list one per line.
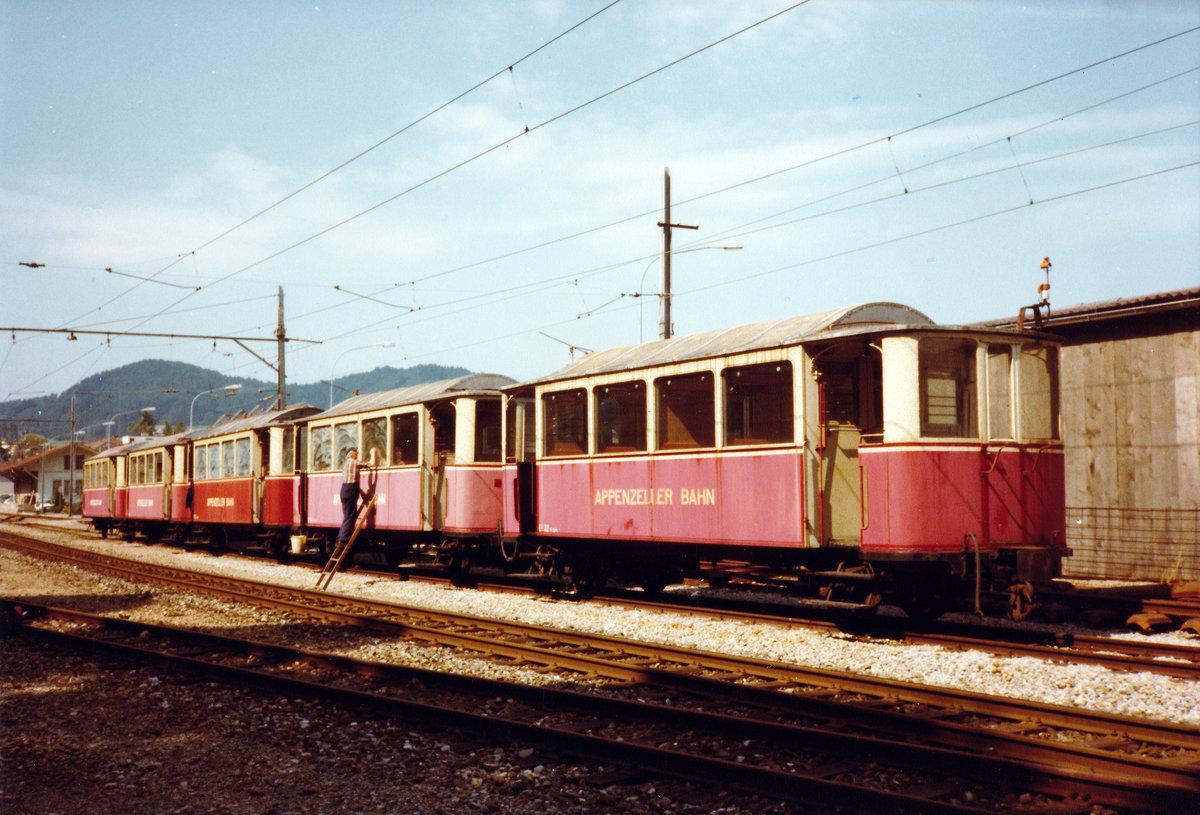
(189, 404), (321, 549)
(299, 374), (515, 564)
(501, 303), (1066, 616)
(82, 440), (137, 538)
(121, 434), (187, 541)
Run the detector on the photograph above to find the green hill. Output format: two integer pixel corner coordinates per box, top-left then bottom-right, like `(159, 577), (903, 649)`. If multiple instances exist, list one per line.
(0, 359), (477, 444)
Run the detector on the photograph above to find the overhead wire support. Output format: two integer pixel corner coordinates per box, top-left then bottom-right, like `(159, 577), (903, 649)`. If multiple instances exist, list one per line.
(1, 327), (320, 344)
(104, 267), (199, 290)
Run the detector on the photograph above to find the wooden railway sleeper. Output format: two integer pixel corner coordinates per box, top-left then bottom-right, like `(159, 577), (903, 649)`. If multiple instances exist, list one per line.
(10, 610), (1193, 814)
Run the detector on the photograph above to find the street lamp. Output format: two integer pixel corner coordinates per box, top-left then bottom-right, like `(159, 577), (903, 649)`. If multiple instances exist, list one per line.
(189, 385), (241, 430)
(637, 243), (743, 342)
(330, 342), (395, 408)
(103, 406), (157, 438)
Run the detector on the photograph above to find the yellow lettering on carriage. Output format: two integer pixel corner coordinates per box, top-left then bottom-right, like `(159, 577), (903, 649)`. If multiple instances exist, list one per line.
(593, 486), (715, 506)
(205, 497), (234, 508)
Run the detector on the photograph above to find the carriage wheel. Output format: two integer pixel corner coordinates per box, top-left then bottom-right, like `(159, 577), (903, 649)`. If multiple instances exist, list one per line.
(1009, 581), (1037, 621)
(208, 528), (228, 555)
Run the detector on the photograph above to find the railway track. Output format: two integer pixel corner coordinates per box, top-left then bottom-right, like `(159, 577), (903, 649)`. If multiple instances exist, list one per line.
(6, 522), (1200, 678)
(3, 531), (1198, 813)
(5, 600), (1197, 814)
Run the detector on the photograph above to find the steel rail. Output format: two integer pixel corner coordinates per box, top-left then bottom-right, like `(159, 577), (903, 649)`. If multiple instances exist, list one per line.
(7, 601), (1195, 814)
(22, 518), (1198, 675)
(4, 532), (1199, 773)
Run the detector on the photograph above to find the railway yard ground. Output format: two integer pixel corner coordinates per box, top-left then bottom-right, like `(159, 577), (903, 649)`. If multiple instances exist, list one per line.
(2, 516), (1198, 815)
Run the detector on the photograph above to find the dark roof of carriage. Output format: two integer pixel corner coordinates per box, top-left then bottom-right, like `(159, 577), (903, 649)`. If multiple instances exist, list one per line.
(519, 302), (936, 386)
(186, 403), (322, 442)
(310, 373), (517, 421)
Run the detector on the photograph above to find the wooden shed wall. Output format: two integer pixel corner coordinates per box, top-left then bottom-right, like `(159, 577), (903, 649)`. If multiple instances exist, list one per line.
(1059, 327), (1199, 580)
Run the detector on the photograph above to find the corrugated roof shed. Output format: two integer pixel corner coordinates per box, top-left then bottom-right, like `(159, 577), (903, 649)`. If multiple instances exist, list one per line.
(980, 286), (1200, 330)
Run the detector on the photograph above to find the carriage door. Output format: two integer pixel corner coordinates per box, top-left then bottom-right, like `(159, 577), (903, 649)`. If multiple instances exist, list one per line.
(815, 343), (882, 547)
(506, 395), (537, 533)
(428, 401), (456, 531)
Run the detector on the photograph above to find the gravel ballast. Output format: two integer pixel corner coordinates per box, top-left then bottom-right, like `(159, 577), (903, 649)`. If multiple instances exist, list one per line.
(2, 519), (1198, 814)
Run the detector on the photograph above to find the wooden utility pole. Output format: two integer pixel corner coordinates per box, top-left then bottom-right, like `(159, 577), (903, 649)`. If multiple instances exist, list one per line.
(656, 167), (698, 339)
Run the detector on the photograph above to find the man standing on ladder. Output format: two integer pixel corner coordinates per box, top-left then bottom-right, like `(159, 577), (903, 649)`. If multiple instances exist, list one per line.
(338, 446), (376, 547)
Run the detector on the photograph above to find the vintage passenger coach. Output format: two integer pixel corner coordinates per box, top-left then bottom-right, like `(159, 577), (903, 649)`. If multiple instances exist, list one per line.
(500, 302), (1066, 617)
(82, 301), (1066, 619)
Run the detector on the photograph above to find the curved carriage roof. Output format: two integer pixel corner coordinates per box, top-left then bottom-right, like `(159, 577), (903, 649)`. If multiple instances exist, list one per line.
(187, 403), (322, 442)
(310, 373), (517, 421)
(87, 439), (143, 460)
(522, 302), (935, 386)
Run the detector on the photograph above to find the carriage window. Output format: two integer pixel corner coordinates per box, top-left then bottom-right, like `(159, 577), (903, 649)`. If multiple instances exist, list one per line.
(296, 427), (308, 472)
(474, 399), (502, 462)
(544, 389), (587, 456)
(724, 363), (793, 445)
(236, 438), (251, 476)
(221, 441), (235, 477)
(311, 426), (332, 471)
(1019, 343), (1059, 441)
(334, 422), (358, 468)
(657, 372), (715, 449)
(155, 452), (164, 483)
(505, 398), (536, 462)
(207, 444), (220, 479)
(919, 338), (978, 438)
(596, 382), (646, 453)
(362, 418), (387, 465)
(391, 413), (419, 465)
(282, 427), (296, 473)
(431, 402), (456, 456)
(195, 447), (207, 481)
(986, 345), (1013, 440)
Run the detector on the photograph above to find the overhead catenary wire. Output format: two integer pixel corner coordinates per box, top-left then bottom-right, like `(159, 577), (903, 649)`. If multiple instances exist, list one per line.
(399, 34), (1200, 290)
(50, 18), (1198, 328)
(51, 0), (810, 347)
(197, 19), (1200, 346)
(350, 160), (1200, 370)
(12, 20), (1198, 397)
(51, 1), (627, 327)
(182, 0), (625, 260)
(195, 0), (815, 296)
(297, 119), (1200, 345)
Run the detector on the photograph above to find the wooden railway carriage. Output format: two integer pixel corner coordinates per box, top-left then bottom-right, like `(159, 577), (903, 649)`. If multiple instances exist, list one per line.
(82, 440), (137, 538)
(500, 302), (1066, 616)
(300, 373), (515, 564)
(121, 433), (188, 541)
(188, 404), (321, 550)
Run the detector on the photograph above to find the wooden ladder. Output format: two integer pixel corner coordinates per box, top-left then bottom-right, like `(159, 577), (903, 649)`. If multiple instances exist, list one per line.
(315, 494), (377, 591)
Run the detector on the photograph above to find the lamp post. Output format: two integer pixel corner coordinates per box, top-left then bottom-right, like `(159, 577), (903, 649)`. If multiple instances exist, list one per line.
(103, 406), (157, 439)
(189, 385), (241, 430)
(330, 342), (395, 408)
(637, 243), (743, 342)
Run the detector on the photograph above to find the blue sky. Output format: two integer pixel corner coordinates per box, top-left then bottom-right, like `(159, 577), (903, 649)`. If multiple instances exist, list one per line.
(2, 0), (1198, 406)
